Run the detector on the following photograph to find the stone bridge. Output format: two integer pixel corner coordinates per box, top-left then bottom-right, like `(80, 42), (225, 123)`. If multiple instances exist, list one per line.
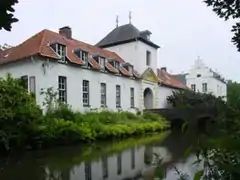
(145, 107), (218, 129)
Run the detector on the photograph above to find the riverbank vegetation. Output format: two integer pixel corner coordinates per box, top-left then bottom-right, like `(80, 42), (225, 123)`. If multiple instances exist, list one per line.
(0, 75), (169, 153)
(161, 88), (240, 179)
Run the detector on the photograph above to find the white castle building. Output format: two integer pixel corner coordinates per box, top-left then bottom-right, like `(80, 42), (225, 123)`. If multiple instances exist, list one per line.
(0, 23), (187, 112)
(173, 58), (227, 100)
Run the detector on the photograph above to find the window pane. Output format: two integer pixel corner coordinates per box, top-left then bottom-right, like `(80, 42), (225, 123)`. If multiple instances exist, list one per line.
(100, 83), (106, 106)
(58, 76), (67, 103)
(116, 85), (121, 107)
(82, 80), (89, 106)
(21, 75), (28, 91)
(130, 88), (134, 108)
(146, 51), (151, 66)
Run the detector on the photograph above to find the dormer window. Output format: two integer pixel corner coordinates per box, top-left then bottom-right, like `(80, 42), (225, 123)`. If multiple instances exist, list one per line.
(50, 43), (66, 62)
(75, 50), (88, 65)
(128, 65), (133, 73)
(115, 61), (120, 69)
(122, 63), (133, 73)
(146, 34), (150, 40)
(98, 57), (105, 69)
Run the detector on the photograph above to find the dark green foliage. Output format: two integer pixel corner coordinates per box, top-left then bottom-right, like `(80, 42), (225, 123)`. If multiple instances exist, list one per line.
(0, 0), (19, 31)
(203, 0), (240, 51)
(167, 90), (226, 111)
(162, 86), (240, 179)
(29, 111), (169, 149)
(0, 74), (42, 151)
(227, 80), (240, 109)
(46, 104), (76, 121)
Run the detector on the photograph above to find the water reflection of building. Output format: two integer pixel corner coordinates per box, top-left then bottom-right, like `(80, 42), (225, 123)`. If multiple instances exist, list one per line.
(68, 146), (170, 180)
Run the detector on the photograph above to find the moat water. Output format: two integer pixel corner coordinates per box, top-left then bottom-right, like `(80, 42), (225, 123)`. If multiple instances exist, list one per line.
(0, 130), (204, 180)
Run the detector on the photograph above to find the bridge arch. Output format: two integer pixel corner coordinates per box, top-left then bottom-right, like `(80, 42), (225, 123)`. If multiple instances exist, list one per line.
(144, 88), (153, 109)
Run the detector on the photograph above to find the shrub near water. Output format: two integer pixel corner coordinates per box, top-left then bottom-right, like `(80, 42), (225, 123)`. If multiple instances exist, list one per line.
(0, 78), (169, 152)
(32, 109), (169, 148)
(0, 74), (42, 151)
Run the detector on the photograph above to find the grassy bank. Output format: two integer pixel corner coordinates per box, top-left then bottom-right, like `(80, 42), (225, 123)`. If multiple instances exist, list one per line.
(29, 110), (169, 150)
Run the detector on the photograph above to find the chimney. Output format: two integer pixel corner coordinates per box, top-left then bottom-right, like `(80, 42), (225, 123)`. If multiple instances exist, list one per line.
(161, 67), (167, 72)
(59, 26), (72, 39)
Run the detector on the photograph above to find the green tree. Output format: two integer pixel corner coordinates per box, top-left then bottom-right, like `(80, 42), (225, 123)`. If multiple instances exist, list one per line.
(204, 0), (240, 51)
(227, 80), (240, 109)
(0, 0), (19, 31)
(0, 74), (42, 152)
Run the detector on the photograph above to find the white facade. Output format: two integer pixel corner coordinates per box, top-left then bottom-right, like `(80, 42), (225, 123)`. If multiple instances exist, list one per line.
(0, 56), (178, 112)
(0, 57), (142, 112)
(0, 57), (178, 112)
(0, 25), (184, 112)
(186, 59), (227, 99)
(105, 41), (158, 75)
(158, 86), (176, 108)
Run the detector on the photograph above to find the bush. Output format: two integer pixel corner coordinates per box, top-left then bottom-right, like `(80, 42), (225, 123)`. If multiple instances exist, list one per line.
(46, 104), (76, 121)
(167, 90), (226, 111)
(0, 74), (42, 151)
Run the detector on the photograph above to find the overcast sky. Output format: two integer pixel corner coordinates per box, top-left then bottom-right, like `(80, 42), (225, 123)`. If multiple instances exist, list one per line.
(0, 0), (239, 81)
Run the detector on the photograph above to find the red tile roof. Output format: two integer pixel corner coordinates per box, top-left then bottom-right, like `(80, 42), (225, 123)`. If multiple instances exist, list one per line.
(0, 29), (136, 77)
(157, 68), (188, 90)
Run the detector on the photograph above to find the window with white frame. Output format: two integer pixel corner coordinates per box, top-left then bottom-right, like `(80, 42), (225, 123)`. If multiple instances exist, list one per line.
(82, 80), (89, 106)
(75, 50), (88, 65)
(99, 57), (105, 69)
(128, 66), (133, 73)
(116, 85), (121, 108)
(29, 76), (36, 94)
(191, 84), (196, 92)
(101, 83), (107, 106)
(81, 51), (88, 63)
(57, 44), (66, 61)
(130, 87), (134, 108)
(51, 43), (66, 62)
(202, 83), (207, 93)
(146, 51), (151, 66)
(58, 76), (67, 103)
(115, 61), (120, 69)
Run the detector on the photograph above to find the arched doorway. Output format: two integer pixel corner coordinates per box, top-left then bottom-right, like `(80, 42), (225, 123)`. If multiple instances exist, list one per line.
(144, 88), (153, 109)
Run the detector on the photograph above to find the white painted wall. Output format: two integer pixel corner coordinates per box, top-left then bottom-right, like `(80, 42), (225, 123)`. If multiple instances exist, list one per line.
(186, 64), (227, 99)
(0, 56), (141, 112)
(158, 86), (177, 108)
(0, 58), (44, 104)
(0, 56), (179, 112)
(105, 41), (158, 75)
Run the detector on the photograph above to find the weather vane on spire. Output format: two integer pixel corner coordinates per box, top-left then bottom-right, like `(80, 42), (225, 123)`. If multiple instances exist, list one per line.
(116, 14), (119, 27)
(129, 10), (132, 24)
